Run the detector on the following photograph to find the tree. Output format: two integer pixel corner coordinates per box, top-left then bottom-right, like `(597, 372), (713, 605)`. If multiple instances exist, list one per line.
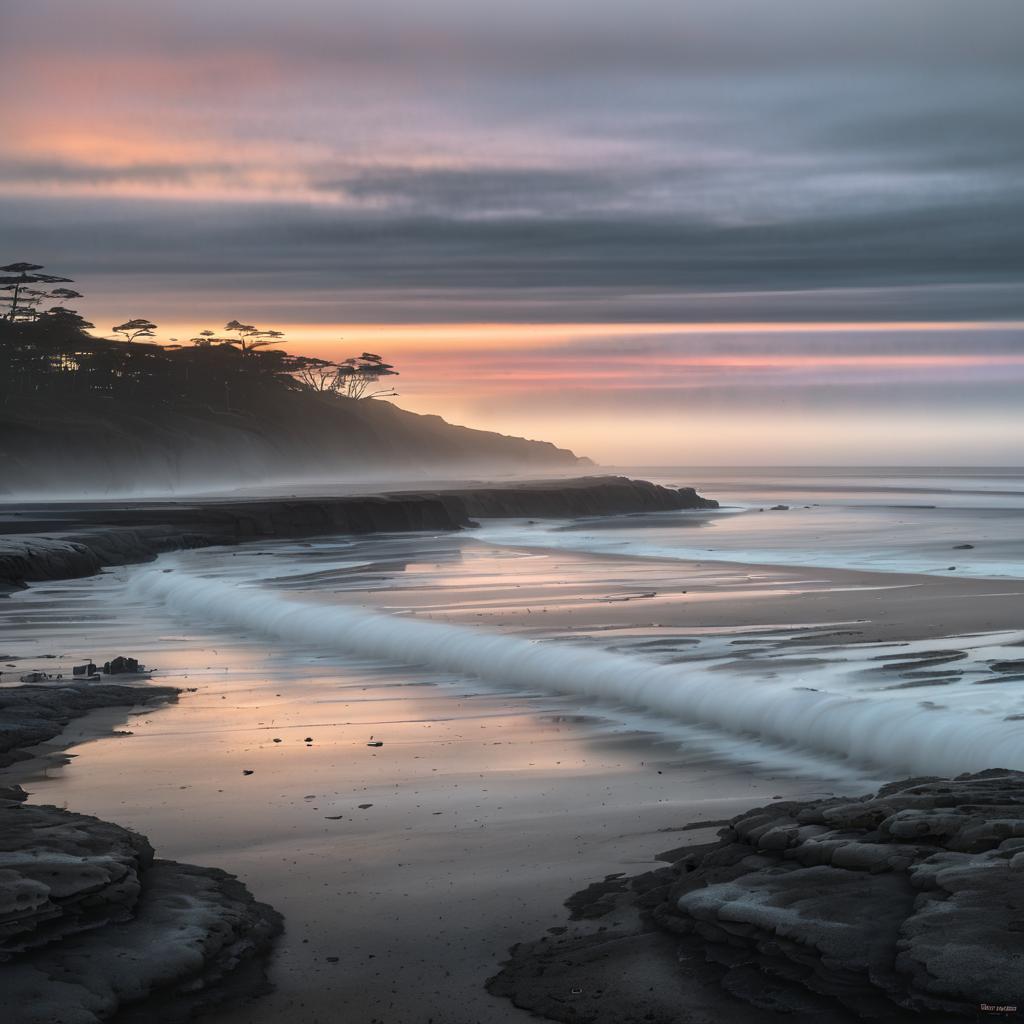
(224, 321), (285, 355)
(112, 318), (158, 343)
(42, 307), (94, 332)
(1, 262), (75, 321)
(291, 355), (344, 393)
(336, 352), (399, 399)
(15, 286), (83, 321)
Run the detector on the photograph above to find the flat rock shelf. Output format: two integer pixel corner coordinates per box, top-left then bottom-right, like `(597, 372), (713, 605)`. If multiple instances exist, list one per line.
(0, 787), (283, 1024)
(0, 476), (718, 589)
(489, 770), (1024, 1023)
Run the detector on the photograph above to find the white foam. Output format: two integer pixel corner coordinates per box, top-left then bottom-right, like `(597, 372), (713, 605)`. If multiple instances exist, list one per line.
(130, 565), (1024, 777)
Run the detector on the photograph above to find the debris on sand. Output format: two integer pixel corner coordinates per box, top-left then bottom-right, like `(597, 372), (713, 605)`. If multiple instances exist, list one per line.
(18, 671), (51, 683)
(102, 656), (145, 675)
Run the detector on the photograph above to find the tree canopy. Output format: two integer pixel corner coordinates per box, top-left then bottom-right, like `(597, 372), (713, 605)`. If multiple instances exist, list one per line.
(0, 259), (400, 412)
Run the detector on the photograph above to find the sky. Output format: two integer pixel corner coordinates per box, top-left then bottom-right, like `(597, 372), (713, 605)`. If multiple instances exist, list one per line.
(3, 0), (1023, 464)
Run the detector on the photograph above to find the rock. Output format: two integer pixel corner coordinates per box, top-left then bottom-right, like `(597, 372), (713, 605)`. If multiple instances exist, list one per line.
(0, 794), (282, 1024)
(0, 681), (179, 769)
(661, 771), (1024, 1019)
(991, 661), (1024, 674)
(0, 797), (153, 958)
(493, 771), (1024, 1023)
(0, 478), (717, 589)
(769, 504), (790, 511)
(102, 656), (144, 675)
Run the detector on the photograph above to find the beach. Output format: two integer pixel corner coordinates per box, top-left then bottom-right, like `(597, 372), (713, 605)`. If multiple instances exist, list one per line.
(3, 468), (1024, 1021)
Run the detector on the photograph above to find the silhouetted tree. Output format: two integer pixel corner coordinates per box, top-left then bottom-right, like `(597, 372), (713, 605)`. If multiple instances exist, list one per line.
(291, 355), (344, 392)
(42, 307), (94, 332)
(0, 258), (406, 413)
(337, 352), (399, 399)
(112, 318), (158, 343)
(17, 286), (83, 321)
(1, 262), (75, 321)
(224, 321), (285, 355)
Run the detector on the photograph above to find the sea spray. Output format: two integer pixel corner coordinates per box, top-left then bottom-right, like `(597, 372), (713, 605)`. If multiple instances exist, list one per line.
(130, 565), (1024, 777)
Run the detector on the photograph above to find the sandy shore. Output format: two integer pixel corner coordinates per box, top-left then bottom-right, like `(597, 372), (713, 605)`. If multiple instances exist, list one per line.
(312, 536), (1024, 645)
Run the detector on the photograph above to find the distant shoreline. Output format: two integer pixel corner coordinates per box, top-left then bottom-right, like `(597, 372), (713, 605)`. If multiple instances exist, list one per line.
(0, 476), (717, 589)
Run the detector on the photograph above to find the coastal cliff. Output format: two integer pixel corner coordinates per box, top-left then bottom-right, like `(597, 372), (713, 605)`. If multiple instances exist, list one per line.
(0, 388), (586, 497)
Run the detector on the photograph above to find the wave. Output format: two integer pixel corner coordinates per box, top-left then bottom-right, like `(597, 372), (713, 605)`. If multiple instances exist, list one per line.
(130, 565), (1024, 777)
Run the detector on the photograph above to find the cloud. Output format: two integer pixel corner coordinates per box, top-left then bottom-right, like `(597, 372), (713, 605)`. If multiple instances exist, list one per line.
(3, 178), (1021, 325)
(2, 4), (1022, 351)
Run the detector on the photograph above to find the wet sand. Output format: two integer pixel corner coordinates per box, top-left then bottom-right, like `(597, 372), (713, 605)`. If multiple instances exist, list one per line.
(307, 536), (1024, 645)
(5, 639), (837, 1023)
(3, 534), (1022, 1021)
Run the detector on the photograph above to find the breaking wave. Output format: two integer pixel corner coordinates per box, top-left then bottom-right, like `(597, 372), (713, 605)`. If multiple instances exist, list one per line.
(131, 565), (1024, 777)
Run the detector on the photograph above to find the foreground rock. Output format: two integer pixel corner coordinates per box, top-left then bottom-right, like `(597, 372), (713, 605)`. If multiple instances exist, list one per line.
(0, 680), (179, 768)
(0, 476), (718, 588)
(490, 771), (1024, 1023)
(0, 788), (282, 1023)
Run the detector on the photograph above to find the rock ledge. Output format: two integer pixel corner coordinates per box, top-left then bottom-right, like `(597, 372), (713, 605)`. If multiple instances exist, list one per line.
(490, 770), (1024, 1023)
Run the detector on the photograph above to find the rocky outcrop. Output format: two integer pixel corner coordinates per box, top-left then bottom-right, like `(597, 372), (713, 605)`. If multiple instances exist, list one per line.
(0, 681), (180, 768)
(490, 771), (1024, 1023)
(0, 788), (282, 1024)
(0, 477), (718, 588)
(438, 479), (718, 518)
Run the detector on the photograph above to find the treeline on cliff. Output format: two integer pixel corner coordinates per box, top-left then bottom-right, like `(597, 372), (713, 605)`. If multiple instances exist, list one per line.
(0, 261), (396, 413)
(0, 262), (583, 492)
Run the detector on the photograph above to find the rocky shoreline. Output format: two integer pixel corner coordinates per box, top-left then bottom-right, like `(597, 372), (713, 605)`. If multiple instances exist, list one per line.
(0, 785), (283, 1024)
(0, 678), (180, 769)
(0, 681), (284, 1024)
(0, 476), (717, 590)
(489, 771), (1024, 1023)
